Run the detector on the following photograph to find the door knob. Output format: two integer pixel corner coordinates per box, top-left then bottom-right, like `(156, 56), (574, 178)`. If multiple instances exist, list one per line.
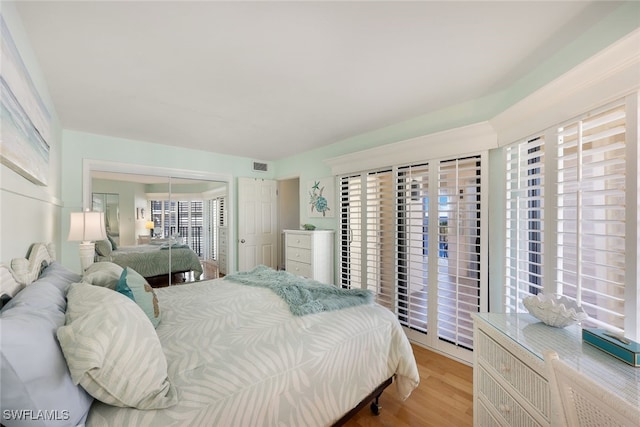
(240, 239), (246, 243)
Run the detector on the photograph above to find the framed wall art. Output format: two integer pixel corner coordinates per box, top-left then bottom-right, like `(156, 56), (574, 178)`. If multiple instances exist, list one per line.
(0, 15), (51, 186)
(307, 177), (334, 218)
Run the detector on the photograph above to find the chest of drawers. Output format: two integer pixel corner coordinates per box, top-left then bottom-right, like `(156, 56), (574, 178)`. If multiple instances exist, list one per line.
(473, 313), (640, 427)
(284, 230), (334, 284)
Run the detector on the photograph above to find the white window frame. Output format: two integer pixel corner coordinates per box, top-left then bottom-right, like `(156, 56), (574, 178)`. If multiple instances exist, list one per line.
(503, 94), (639, 340)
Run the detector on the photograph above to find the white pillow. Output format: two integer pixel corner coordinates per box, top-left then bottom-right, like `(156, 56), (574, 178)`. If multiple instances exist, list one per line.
(82, 262), (123, 289)
(57, 283), (178, 409)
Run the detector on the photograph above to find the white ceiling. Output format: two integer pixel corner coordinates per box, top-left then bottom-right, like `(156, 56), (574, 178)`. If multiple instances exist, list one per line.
(14, 1), (622, 161)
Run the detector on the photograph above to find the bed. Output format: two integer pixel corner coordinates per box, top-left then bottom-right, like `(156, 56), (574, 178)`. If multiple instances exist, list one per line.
(94, 238), (204, 280)
(1, 243), (420, 427)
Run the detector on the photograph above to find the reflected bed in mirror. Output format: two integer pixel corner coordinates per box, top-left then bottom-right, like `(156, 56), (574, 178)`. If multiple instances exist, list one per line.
(94, 239), (204, 284)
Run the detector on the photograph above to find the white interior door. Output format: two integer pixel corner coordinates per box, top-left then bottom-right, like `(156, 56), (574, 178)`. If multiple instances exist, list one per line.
(238, 177), (278, 271)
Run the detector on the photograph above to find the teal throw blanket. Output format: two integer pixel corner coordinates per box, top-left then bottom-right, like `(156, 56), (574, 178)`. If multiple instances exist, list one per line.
(225, 265), (373, 316)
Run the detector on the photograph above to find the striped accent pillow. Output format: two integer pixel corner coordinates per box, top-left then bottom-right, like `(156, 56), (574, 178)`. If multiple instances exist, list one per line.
(57, 283), (177, 409)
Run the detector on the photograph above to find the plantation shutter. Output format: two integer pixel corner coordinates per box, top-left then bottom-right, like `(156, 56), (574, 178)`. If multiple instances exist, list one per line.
(218, 197), (226, 227)
(504, 137), (545, 312)
(340, 175), (364, 290)
(556, 101), (627, 333)
(365, 170), (395, 307)
(339, 153), (486, 358)
(396, 163), (430, 332)
(208, 199), (218, 260)
(437, 156), (483, 350)
(191, 201), (203, 256)
(165, 201), (176, 238)
(339, 170), (396, 303)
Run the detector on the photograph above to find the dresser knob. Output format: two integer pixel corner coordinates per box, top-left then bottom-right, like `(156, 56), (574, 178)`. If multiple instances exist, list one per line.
(499, 404), (512, 414)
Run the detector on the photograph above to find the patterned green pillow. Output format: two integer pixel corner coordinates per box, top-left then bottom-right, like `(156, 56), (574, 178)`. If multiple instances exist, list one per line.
(57, 283), (177, 409)
(117, 267), (160, 328)
(94, 239), (112, 257)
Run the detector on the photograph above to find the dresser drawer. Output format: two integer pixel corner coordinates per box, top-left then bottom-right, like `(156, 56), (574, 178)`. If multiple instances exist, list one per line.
(283, 230), (334, 283)
(286, 260), (312, 278)
(478, 368), (545, 427)
(476, 399), (503, 427)
(476, 331), (549, 419)
(286, 247), (311, 264)
(286, 233), (312, 249)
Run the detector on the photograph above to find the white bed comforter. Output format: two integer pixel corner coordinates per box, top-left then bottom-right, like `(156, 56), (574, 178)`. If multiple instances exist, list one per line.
(87, 278), (419, 427)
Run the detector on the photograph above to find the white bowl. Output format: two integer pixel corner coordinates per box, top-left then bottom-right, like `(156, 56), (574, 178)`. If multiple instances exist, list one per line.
(522, 293), (588, 328)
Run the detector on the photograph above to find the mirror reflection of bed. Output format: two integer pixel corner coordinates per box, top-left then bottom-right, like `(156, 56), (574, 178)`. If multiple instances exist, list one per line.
(91, 171), (228, 286)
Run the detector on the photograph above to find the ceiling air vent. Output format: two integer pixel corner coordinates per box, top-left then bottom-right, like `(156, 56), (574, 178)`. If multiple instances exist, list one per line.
(253, 161), (268, 172)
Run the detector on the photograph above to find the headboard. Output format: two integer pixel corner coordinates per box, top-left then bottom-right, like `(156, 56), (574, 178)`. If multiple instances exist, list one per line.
(0, 242), (56, 297)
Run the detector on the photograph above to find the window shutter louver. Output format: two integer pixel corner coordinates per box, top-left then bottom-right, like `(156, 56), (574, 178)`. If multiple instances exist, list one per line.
(340, 175), (364, 290)
(210, 199), (218, 260)
(190, 200), (203, 256)
(556, 102), (627, 333)
(504, 137), (545, 313)
(366, 170), (395, 308)
(396, 164), (429, 332)
(219, 197), (226, 227)
(207, 197), (226, 261)
(436, 156), (483, 350)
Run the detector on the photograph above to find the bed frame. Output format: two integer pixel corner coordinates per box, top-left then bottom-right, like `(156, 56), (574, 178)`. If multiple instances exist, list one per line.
(332, 376), (393, 426)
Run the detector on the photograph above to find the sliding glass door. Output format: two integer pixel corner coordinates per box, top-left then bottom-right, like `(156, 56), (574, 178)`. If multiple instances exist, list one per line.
(339, 153), (487, 363)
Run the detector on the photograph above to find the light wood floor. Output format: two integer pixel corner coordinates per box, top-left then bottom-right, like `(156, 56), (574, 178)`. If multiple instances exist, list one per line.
(344, 344), (473, 427)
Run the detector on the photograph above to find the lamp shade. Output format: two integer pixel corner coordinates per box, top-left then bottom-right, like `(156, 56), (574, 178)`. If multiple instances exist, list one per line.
(145, 221), (155, 230)
(68, 211), (107, 242)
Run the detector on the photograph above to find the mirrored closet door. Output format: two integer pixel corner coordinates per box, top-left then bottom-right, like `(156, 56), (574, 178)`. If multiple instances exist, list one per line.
(90, 170), (228, 286)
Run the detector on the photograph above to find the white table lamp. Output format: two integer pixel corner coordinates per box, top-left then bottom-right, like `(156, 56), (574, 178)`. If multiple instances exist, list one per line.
(68, 210), (107, 271)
